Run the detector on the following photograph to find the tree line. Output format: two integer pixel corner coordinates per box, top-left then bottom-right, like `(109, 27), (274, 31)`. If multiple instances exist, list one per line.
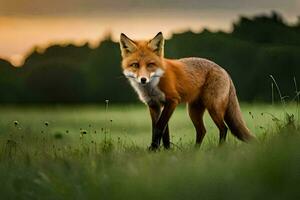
(1, 11), (300, 104)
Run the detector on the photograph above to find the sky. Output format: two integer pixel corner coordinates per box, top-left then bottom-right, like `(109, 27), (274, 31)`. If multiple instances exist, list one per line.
(0, 0), (299, 66)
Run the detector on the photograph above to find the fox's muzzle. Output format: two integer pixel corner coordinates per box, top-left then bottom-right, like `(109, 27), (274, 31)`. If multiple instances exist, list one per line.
(140, 77), (148, 84)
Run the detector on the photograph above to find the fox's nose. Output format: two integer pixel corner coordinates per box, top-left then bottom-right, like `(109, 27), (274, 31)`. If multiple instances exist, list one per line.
(140, 77), (147, 84)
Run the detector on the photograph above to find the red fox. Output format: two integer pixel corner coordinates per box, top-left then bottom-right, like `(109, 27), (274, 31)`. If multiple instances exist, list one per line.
(119, 32), (255, 150)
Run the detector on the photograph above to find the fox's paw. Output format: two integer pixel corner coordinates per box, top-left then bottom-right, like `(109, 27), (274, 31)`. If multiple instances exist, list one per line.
(148, 143), (160, 152)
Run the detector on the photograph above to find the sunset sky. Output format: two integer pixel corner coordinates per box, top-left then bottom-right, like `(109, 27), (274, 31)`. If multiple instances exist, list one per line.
(0, 0), (299, 66)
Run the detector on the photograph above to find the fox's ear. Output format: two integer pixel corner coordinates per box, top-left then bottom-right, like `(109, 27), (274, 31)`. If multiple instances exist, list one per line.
(120, 33), (137, 57)
(148, 32), (164, 57)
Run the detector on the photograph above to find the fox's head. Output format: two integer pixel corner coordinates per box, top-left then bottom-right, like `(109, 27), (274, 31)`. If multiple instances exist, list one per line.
(119, 32), (165, 85)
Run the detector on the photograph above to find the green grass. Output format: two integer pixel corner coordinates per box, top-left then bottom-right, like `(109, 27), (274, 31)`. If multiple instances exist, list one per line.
(0, 103), (299, 200)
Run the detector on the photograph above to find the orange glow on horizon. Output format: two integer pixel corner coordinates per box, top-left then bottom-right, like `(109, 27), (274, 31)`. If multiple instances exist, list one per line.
(0, 9), (298, 67)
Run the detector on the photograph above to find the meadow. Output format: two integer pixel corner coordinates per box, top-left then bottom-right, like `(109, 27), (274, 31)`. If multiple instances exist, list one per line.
(0, 103), (299, 200)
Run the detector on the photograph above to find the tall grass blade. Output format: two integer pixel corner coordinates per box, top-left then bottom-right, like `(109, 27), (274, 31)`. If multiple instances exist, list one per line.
(269, 75), (286, 108)
(294, 77), (299, 127)
(271, 82), (274, 105)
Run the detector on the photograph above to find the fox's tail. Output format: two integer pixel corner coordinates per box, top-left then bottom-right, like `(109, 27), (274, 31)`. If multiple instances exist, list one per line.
(224, 81), (255, 142)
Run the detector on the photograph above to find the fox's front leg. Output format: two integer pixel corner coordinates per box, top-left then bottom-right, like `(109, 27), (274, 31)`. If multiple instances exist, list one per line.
(151, 99), (178, 150)
(148, 103), (161, 150)
(149, 103), (171, 150)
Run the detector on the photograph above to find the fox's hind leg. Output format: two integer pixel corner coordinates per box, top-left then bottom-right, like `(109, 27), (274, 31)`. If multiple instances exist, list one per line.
(188, 101), (206, 147)
(206, 102), (228, 145)
(202, 72), (230, 145)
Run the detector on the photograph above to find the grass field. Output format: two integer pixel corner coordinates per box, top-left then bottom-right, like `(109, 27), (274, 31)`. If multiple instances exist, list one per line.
(0, 103), (299, 199)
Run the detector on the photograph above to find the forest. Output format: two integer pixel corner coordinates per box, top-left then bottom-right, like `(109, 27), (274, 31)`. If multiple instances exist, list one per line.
(1, 12), (300, 103)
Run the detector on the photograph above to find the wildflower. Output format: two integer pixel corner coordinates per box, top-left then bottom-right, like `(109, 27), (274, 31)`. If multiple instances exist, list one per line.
(13, 121), (19, 126)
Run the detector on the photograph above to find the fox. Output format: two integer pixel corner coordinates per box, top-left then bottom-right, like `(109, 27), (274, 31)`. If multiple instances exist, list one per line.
(119, 32), (255, 150)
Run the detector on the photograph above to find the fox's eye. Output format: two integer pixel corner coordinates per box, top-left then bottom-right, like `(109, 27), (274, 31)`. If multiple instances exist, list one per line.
(130, 63), (139, 68)
(147, 63), (155, 68)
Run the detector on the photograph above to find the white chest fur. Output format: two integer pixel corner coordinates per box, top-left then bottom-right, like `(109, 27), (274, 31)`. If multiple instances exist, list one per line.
(129, 79), (165, 105)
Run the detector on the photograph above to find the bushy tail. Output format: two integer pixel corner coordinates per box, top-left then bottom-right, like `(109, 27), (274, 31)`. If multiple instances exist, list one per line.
(224, 81), (255, 142)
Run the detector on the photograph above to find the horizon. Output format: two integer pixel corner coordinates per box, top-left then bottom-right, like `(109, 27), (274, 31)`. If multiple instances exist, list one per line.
(0, 0), (299, 66)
